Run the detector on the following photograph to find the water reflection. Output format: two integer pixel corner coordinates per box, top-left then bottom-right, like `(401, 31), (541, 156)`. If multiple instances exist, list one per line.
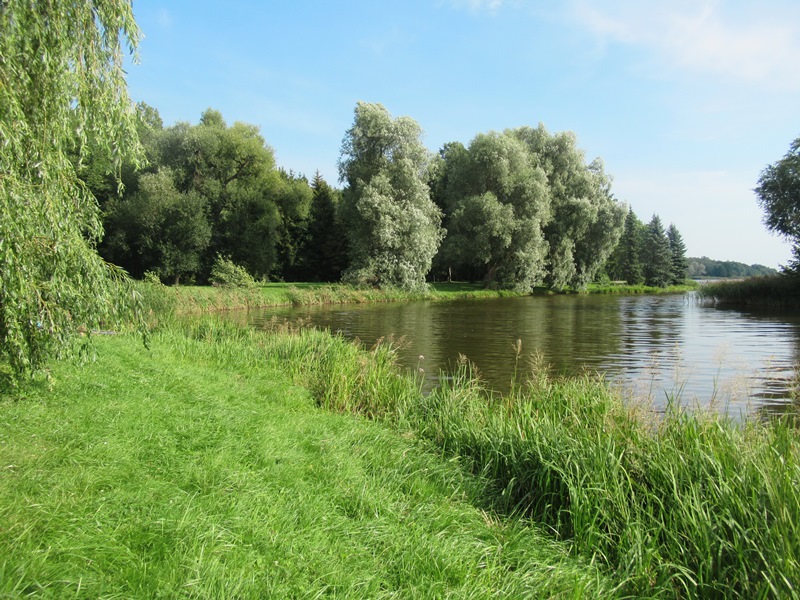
(232, 293), (800, 417)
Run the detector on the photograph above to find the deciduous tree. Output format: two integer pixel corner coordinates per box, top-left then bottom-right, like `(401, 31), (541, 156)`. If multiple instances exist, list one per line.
(755, 136), (800, 270)
(1, 0), (143, 377)
(434, 131), (551, 290)
(338, 102), (444, 290)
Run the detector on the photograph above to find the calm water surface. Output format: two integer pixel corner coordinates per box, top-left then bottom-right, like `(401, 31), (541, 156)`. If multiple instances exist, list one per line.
(232, 293), (800, 417)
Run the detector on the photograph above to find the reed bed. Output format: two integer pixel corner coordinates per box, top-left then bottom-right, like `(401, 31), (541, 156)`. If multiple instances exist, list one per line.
(699, 274), (800, 308)
(403, 361), (800, 597)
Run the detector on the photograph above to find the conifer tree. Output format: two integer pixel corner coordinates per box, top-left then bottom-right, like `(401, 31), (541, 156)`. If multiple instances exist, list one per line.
(667, 223), (689, 285)
(615, 207), (644, 284)
(642, 215), (673, 287)
(300, 173), (348, 281)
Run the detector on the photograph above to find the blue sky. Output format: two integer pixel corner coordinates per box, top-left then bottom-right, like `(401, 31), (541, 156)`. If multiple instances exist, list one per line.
(125, 0), (800, 268)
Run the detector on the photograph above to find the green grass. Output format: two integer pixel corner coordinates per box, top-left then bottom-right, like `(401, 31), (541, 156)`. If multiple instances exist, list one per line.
(155, 281), (528, 315)
(4, 313), (799, 597)
(0, 323), (612, 598)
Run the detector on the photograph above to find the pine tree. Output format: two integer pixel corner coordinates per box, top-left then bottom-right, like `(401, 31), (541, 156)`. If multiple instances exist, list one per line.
(642, 215), (673, 287)
(667, 223), (689, 285)
(617, 207), (644, 284)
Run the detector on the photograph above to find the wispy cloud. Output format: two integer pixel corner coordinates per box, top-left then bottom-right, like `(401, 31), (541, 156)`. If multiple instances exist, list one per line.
(448, 0), (506, 13)
(568, 0), (800, 90)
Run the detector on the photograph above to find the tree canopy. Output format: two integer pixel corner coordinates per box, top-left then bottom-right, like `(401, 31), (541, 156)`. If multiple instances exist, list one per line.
(1, 0), (143, 378)
(755, 136), (800, 270)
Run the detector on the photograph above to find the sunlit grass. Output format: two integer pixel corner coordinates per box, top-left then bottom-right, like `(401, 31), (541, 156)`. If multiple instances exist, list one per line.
(5, 308), (799, 597)
(0, 323), (611, 598)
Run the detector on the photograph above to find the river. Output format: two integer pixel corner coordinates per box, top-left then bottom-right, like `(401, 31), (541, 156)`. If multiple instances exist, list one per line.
(229, 293), (800, 417)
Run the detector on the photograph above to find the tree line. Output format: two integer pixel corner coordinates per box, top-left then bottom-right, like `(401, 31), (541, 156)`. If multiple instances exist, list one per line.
(687, 257), (777, 279)
(83, 101), (688, 291)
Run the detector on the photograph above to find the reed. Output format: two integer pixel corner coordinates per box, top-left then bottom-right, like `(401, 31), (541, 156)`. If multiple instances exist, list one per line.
(699, 274), (800, 308)
(399, 360), (800, 597)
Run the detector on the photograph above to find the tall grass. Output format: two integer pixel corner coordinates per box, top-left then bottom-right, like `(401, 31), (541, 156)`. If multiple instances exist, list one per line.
(699, 274), (800, 308)
(399, 360), (800, 597)
(587, 281), (699, 295)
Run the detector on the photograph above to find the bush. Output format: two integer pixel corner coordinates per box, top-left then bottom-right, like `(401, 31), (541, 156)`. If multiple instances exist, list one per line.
(209, 256), (256, 288)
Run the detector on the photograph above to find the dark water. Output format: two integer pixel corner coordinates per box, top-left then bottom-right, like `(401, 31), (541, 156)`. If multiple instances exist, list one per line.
(230, 293), (800, 417)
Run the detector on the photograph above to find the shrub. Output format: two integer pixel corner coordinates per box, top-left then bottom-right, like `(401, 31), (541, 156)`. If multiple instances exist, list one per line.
(209, 256), (256, 288)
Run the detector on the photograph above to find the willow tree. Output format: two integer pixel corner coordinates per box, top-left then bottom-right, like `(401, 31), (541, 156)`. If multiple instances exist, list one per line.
(338, 102), (443, 291)
(0, 1), (143, 378)
(435, 131), (551, 291)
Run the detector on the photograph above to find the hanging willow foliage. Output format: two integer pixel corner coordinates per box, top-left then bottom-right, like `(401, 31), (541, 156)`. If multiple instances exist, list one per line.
(0, 0), (144, 379)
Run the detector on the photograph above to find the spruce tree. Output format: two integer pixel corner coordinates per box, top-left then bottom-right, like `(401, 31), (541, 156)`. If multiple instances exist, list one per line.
(617, 207), (644, 284)
(642, 215), (673, 287)
(667, 223), (689, 285)
(300, 173), (348, 282)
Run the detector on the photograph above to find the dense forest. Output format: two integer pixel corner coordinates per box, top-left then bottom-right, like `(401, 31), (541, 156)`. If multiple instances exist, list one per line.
(79, 101), (691, 291)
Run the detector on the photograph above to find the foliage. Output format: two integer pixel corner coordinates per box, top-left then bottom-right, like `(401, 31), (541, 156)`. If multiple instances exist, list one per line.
(99, 108), (285, 282)
(433, 132), (551, 290)
(208, 255), (256, 288)
(103, 169), (211, 283)
(606, 207), (644, 284)
(755, 136), (800, 271)
(666, 223), (689, 285)
(339, 102), (444, 291)
(641, 214), (673, 287)
(513, 126), (626, 290)
(433, 125), (625, 291)
(297, 173), (348, 281)
(687, 256), (778, 279)
(0, 0), (144, 378)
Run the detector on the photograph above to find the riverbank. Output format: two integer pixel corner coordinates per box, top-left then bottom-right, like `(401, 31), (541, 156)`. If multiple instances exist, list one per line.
(153, 281), (528, 314)
(0, 323), (611, 598)
(141, 280), (698, 316)
(2, 318), (798, 597)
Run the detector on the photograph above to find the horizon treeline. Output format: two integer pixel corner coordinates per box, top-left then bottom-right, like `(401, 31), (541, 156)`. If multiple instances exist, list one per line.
(81, 101), (706, 290)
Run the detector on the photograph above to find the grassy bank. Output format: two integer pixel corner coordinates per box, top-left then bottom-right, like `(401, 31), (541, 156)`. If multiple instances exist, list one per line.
(158, 282), (528, 315)
(585, 281), (699, 295)
(3, 318), (799, 597)
(139, 279), (697, 318)
(699, 274), (800, 308)
(0, 323), (611, 598)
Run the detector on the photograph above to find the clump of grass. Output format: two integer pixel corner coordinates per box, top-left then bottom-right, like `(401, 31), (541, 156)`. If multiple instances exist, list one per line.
(587, 282), (699, 295)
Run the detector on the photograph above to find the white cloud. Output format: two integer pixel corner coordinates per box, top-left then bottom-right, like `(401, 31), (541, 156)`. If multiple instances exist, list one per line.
(568, 0), (800, 90)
